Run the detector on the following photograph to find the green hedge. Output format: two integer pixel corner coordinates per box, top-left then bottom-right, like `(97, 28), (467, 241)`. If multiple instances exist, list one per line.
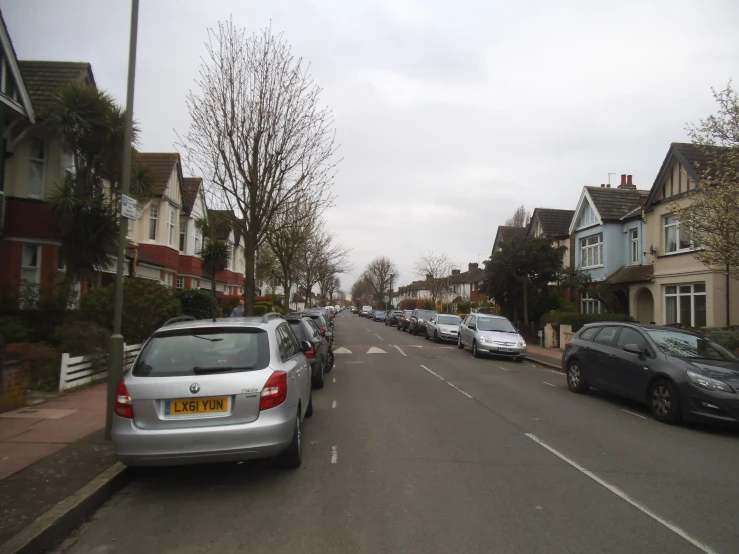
(699, 327), (739, 351)
(541, 312), (635, 332)
(177, 289), (217, 320)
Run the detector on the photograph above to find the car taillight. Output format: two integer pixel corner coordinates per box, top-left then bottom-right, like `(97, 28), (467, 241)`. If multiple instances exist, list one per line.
(114, 380), (133, 419)
(320, 327), (326, 335)
(260, 371), (288, 411)
(305, 343), (316, 359)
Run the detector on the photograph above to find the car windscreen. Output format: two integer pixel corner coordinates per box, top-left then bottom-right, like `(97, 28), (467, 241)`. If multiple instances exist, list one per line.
(416, 310), (436, 319)
(646, 330), (738, 362)
(132, 328), (270, 377)
(288, 321), (306, 341)
(404, 310), (413, 317)
(438, 315), (462, 325)
(477, 317), (517, 333)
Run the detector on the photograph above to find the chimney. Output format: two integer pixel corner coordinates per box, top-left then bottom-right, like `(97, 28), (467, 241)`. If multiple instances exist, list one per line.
(452, 269), (460, 276)
(468, 262), (478, 271)
(600, 184), (605, 187)
(618, 173), (637, 190)
(606, 184), (611, 188)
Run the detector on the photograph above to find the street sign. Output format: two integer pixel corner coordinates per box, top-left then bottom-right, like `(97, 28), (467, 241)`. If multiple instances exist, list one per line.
(121, 194), (137, 219)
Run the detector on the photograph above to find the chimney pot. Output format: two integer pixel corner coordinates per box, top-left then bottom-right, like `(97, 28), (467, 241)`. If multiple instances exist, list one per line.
(606, 184), (610, 188)
(468, 262), (478, 271)
(621, 174), (627, 185)
(601, 184), (605, 187)
(627, 174), (633, 185)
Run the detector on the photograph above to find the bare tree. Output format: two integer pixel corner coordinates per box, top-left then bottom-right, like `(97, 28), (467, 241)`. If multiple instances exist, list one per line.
(505, 205), (530, 228)
(180, 22), (338, 315)
(414, 252), (453, 305)
(362, 257), (398, 308)
(297, 226), (352, 307)
(350, 278), (374, 308)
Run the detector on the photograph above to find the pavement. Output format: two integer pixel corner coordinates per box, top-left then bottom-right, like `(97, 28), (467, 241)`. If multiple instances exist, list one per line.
(0, 383), (126, 553)
(49, 311), (739, 554)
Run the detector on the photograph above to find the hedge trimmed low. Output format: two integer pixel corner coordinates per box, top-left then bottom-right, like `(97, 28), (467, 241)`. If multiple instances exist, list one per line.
(541, 312), (635, 332)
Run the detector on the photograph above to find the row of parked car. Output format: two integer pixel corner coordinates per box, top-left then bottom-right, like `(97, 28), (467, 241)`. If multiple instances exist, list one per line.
(111, 307), (342, 469)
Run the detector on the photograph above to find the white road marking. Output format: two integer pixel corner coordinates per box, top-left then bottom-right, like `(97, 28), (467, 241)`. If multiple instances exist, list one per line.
(447, 381), (474, 398)
(420, 365), (473, 399)
(497, 366), (510, 372)
(374, 334), (384, 340)
(543, 381), (557, 387)
(365, 328), (371, 332)
(331, 446), (338, 464)
(332, 400), (337, 408)
(333, 378), (336, 383)
(367, 347), (386, 354)
(393, 345), (407, 356)
(621, 409), (648, 420)
(333, 347), (352, 354)
(525, 433), (718, 554)
(407, 345), (423, 348)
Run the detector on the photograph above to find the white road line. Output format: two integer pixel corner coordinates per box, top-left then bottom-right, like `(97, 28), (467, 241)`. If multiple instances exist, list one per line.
(333, 378), (336, 383)
(393, 345), (407, 356)
(621, 409), (648, 420)
(420, 364), (444, 380)
(365, 328), (371, 332)
(446, 381), (474, 398)
(497, 366), (510, 372)
(331, 446), (338, 464)
(374, 334), (383, 340)
(332, 400), (337, 408)
(525, 433), (718, 554)
(543, 381), (557, 387)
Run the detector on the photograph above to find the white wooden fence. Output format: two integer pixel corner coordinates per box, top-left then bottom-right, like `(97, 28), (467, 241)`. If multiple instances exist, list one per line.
(59, 343), (143, 392)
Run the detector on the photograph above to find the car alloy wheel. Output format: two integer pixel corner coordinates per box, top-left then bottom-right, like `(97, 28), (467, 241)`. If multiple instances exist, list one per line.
(457, 335), (464, 349)
(472, 341), (480, 358)
(649, 380), (681, 424)
(566, 362), (588, 393)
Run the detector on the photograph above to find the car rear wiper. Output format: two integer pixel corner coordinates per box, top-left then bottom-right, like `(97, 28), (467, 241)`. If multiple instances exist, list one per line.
(192, 366), (253, 374)
(192, 335), (224, 342)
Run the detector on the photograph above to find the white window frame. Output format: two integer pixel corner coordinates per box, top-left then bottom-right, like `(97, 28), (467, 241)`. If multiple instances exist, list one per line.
(179, 217), (187, 253)
(664, 283), (706, 327)
(194, 231), (201, 256)
(194, 278), (200, 289)
(21, 244), (42, 285)
(580, 233), (603, 269)
(630, 228), (639, 265)
(149, 204), (158, 241)
(663, 215), (693, 254)
(581, 291), (602, 314)
(161, 272), (173, 288)
(29, 138), (46, 198)
(176, 276), (184, 289)
(61, 149), (75, 177)
(168, 205), (175, 246)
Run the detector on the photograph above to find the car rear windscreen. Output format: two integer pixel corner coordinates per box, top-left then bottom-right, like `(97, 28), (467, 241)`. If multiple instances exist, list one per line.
(289, 321), (307, 341)
(133, 328), (270, 377)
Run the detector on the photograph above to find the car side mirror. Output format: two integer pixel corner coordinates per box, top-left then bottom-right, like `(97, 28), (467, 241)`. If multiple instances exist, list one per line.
(325, 331), (333, 338)
(301, 341), (312, 353)
(469, 324), (476, 330)
(623, 344), (643, 356)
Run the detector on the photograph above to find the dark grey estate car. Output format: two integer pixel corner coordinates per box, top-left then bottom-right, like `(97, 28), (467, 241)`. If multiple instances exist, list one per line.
(563, 322), (739, 425)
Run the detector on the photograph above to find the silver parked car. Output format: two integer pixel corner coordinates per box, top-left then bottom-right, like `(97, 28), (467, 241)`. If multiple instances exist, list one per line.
(112, 313), (313, 468)
(425, 314), (462, 343)
(457, 314), (527, 361)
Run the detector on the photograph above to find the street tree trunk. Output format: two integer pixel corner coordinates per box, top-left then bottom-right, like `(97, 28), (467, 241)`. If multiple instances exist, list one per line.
(244, 230), (257, 316)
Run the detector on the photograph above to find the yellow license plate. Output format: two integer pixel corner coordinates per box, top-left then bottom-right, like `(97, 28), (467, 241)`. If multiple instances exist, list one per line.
(164, 397), (229, 415)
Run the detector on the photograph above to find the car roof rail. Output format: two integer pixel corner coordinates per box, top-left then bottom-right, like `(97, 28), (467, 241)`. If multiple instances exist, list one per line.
(261, 312), (285, 323)
(162, 315), (196, 327)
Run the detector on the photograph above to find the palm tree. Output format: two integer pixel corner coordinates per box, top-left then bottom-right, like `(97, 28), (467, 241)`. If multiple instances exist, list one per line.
(45, 82), (151, 295)
(195, 212), (231, 298)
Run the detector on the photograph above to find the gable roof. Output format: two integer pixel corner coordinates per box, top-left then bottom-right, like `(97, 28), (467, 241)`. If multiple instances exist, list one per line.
(0, 12), (34, 122)
(529, 208), (574, 238)
(182, 177), (202, 215)
(585, 186), (649, 221)
(132, 152), (181, 198)
(644, 142), (729, 211)
(492, 225), (527, 253)
(18, 61), (94, 115)
(606, 264), (654, 284)
(450, 267), (485, 284)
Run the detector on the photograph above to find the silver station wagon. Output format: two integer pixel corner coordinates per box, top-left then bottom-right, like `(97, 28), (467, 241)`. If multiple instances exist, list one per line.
(112, 313), (313, 468)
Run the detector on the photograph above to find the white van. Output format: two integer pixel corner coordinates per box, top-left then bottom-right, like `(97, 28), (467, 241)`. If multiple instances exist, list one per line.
(361, 305), (373, 317)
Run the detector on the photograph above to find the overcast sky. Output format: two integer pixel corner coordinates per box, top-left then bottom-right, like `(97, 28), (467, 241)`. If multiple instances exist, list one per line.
(4, 0), (739, 292)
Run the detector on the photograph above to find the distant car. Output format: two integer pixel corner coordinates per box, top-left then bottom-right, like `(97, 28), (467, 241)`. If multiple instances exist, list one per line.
(286, 314), (331, 388)
(386, 310), (403, 326)
(299, 312), (333, 346)
(373, 310), (387, 322)
(113, 313), (312, 468)
(351, 306), (357, 314)
(361, 305), (373, 318)
(397, 310), (413, 331)
(408, 309), (438, 336)
(458, 314), (526, 360)
(563, 323), (739, 425)
(425, 314), (462, 343)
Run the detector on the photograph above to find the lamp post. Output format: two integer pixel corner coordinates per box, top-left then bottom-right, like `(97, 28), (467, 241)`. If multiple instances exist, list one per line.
(106, 0), (139, 440)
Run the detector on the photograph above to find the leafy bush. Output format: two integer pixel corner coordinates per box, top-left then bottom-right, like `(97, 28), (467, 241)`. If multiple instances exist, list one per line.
(254, 301), (272, 312)
(26, 344), (62, 392)
(177, 288), (217, 320)
(541, 312), (635, 332)
(700, 328), (739, 351)
(255, 295), (274, 304)
(253, 305), (268, 316)
(0, 316), (30, 344)
(80, 277), (181, 343)
(217, 294), (242, 316)
(51, 321), (110, 357)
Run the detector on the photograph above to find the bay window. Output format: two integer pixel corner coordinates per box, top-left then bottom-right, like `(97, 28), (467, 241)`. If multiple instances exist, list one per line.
(168, 205), (175, 246)
(580, 234), (603, 268)
(29, 138), (45, 198)
(664, 284), (706, 328)
(149, 204), (158, 240)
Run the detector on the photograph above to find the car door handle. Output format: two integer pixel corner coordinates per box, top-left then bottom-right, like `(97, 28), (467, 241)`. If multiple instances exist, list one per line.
(607, 353), (616, 358)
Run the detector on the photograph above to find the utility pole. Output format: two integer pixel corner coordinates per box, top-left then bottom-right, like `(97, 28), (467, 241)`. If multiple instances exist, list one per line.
(106, 0), (139, 440)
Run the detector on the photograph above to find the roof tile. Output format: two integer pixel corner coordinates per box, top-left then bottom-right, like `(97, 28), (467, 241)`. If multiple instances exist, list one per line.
(18, 60), (94, 115)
